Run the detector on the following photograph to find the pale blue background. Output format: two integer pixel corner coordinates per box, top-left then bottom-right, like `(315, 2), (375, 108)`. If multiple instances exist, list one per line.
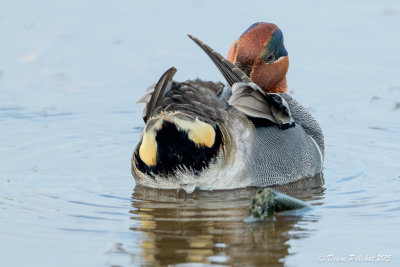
(1, 1), (399, 266)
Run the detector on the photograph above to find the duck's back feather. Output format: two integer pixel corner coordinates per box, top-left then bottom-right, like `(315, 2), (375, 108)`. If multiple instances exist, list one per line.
(148, 79), (228, 125)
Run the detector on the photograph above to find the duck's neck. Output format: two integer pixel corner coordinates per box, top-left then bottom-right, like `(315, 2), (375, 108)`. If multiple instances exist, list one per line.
(265, 78), (287, 94)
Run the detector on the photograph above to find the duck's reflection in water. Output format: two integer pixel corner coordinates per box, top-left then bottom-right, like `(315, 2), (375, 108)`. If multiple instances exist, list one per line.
(130, 174), (324, 266)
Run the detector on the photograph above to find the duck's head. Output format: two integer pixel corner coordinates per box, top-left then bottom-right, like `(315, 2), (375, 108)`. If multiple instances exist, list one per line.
(227, 22), (289, 93)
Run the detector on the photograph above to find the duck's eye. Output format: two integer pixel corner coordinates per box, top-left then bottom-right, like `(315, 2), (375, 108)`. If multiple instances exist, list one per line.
(263, 52), (276, 64)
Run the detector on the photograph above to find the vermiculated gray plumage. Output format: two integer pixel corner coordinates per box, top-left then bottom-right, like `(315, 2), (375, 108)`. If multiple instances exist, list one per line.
(249, 123), (323, 186)
(281, 93), (325, 153)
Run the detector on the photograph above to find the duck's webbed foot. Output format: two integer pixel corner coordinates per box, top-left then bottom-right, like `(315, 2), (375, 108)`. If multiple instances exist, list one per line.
(248, 188), (310, 220)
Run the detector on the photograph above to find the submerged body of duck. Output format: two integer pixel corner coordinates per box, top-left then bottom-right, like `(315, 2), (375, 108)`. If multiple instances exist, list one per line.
(131, 23), (324, 193)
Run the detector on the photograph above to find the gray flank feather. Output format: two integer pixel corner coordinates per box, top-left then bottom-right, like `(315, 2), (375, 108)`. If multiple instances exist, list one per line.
(281, 93), (325, 152)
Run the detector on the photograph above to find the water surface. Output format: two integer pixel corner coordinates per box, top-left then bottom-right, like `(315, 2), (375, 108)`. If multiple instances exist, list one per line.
(1, 0), (399, 266)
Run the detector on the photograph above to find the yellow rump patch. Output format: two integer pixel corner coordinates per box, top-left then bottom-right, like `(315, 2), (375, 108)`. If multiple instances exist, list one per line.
(138, 119), (163, 167)
(138, 114), (216, 167)
(168, 117), (216, 148)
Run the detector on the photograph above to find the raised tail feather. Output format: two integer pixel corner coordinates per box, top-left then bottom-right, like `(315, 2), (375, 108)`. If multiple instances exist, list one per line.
(144, 67), (177, 122)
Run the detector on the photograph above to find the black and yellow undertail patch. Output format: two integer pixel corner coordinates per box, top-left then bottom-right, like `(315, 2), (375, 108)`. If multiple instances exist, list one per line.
(138, 114), (217, 168)
(136, 119), (222, 177)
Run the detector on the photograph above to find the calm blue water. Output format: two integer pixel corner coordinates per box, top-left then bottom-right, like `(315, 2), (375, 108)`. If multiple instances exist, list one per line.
(1, 0), (399, 266)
